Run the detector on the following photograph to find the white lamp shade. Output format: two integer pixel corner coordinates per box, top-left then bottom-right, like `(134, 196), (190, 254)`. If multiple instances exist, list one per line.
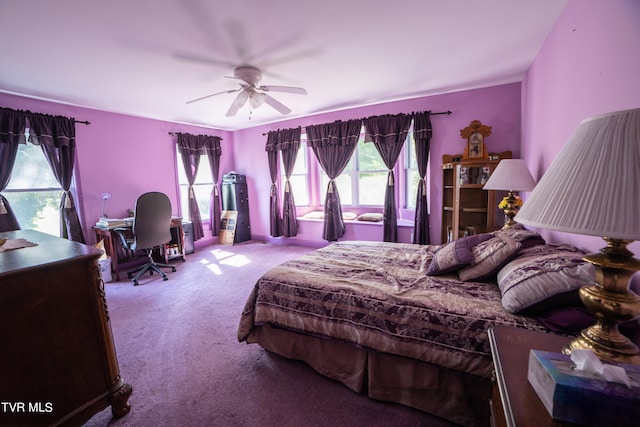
(482, 159), (536, 191)
(516, 108), (640, 240)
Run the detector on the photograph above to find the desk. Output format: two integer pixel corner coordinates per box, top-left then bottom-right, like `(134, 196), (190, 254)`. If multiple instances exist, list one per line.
(0, 229), (132, 426)
(488, 326), (573, 427)
(93, 217), (185, 281)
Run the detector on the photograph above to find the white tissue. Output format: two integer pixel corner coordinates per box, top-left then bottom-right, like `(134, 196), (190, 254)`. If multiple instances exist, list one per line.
(570, 349), (631, 387)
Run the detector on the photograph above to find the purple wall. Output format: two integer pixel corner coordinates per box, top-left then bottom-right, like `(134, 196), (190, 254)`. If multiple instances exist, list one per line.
(521, 0), (640, 258)
(0, 92), (233, 247)
(1, 83), (522, 247)
(233, 83), (522, 245)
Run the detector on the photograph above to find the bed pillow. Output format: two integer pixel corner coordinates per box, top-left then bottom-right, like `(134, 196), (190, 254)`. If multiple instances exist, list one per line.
(491, 223), (546, 249)
(457, 234), (521, 282)
(342, 212), (358, 220)
(357, 212), (384, 222)
(427, 233), (493, 275)
(302, 211), (324, 220)
(497, 245), (595, 314)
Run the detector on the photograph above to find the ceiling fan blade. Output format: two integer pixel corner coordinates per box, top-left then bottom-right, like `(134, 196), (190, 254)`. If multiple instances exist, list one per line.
(186, 88), (240, 104)
(263, 94), (292, 115)
(173, 52), (236, 69)
(226, 90), (250, 116)
(259, 85), (307, 95)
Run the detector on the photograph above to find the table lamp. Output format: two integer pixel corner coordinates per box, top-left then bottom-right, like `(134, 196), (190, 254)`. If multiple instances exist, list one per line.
(516, 108), (640, 365)
(483, 159), (536, 228)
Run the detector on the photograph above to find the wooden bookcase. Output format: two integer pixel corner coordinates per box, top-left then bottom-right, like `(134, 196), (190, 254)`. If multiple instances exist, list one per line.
(441, 151), (512, 243)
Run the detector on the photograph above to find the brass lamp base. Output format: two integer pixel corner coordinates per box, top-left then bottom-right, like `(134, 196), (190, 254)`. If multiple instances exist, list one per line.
(501, 191), (518, 228)
(562, 238), (640, 365)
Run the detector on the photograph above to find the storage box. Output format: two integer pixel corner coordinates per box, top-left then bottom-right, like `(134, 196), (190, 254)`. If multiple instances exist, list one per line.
(527, 350), (640, 426)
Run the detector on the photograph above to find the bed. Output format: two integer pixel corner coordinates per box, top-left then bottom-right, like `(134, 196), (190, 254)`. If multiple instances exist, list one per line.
(237, 225), (601, 426)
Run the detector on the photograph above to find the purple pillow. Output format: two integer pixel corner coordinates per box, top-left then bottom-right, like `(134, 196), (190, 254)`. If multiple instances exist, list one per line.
(427, 233), (492, 275)
(458, 234), (522, 282)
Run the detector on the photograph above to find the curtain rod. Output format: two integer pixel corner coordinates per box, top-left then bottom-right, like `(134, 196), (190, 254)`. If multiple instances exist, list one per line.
(167, 131), (223, 140)
(74, 120), (90, 125)
(261, 110), (452, 135)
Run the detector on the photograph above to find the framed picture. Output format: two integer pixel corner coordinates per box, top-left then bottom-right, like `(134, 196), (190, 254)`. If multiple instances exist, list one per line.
(460, 120), (492, 159)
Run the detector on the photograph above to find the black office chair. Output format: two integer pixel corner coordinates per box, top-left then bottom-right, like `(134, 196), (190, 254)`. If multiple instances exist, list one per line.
(114, 192), (176, 286)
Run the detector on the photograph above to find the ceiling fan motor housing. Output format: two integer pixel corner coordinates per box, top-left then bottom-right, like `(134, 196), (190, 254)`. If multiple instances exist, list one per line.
(234, 66), (262, 85)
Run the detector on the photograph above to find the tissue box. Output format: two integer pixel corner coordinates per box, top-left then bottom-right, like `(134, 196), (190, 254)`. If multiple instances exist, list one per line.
(527, 350), (640, 426)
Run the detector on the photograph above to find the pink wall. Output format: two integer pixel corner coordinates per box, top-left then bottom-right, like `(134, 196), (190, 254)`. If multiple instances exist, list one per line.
(521, 0), (640, 257)
(233, 83), (522, 245)
(0, 92), (233, 246)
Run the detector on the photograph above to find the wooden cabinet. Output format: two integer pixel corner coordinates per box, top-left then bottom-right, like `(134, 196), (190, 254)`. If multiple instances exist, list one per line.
(441, 151), (511, 243)
(488, 326), (572, 427)
(0, 229), (131, 426)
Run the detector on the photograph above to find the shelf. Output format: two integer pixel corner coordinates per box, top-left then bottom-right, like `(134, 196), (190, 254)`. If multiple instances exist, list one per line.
(441, 151), (512, 243)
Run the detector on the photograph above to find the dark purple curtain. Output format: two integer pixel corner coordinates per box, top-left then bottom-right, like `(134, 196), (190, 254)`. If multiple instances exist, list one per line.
(412, 111), (433, 245)
(265, 132), (282, 237)
(177, 133), (205, 241)
(28, 113), (85, 243)
(0, 108), (26, 232)
(363, 114), (412, 242)
(306, 119), (361, 241)
(278, 127), (301, 237)
(203, 136), (223, 237)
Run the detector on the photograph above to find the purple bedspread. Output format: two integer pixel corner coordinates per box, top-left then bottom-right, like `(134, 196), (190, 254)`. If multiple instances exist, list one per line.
(238, 241), (549, 378)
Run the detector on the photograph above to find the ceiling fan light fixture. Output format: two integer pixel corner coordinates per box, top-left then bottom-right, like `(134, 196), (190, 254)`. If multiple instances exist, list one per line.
(250, 91), (266, 108)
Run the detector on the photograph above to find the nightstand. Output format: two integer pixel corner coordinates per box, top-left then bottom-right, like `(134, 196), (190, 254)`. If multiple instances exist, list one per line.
(488, 325), (574, 427)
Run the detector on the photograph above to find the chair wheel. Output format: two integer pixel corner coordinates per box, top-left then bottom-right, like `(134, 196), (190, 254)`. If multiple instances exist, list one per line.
(171, 267), (176, 272)
(133, 280), (139, 286)
(163, 276), (168, 281)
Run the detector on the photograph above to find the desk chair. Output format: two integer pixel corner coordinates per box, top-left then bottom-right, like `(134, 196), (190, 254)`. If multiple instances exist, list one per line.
(114, 192), (176, 286)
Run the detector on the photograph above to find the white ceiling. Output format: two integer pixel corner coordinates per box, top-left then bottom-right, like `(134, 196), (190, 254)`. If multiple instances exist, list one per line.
(0, 0), (568, 131)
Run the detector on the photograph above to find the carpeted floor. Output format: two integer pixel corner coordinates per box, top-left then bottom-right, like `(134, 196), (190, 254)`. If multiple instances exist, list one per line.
(84, 240), (457, 427)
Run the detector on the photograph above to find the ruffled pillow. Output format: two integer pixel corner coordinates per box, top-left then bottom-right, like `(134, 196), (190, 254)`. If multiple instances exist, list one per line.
(491, 223), (546, 249)
(497, 244), (595, 314)
(458, 234), (521, 282)
(427, 233), (493, 275)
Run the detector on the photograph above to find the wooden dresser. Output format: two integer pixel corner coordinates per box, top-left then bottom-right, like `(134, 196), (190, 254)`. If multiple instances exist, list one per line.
(0, 229), (131, 426)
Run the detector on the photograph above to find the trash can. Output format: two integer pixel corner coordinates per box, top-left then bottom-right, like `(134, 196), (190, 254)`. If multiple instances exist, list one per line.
(99, 257), (113, 283)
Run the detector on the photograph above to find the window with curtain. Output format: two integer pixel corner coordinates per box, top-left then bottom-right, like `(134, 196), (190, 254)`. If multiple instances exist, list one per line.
(318, 127), (388, 207)
(283, 117), (430, 218)
(176, 145), (213, 221)
(4, 134), (64, 235)
(310, 127), (421, 210)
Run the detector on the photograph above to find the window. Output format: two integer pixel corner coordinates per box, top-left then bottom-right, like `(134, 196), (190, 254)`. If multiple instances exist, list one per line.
(356, 136), (387, 206)
(281, 141), (310, 206)
(4, 139), (63, 236)
(287, 122), (427, 215)
(176, 148), (213, 222)
(405, 129), (420, 209)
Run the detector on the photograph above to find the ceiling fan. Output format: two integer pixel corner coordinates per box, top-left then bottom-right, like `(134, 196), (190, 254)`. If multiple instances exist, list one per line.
(186, 66), (307, 117)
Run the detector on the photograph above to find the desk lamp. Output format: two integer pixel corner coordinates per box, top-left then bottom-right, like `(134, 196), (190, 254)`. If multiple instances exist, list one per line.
(482, 159), (536, 228)
(100, 192), (111, 218)
(516, 108), (640, 365)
